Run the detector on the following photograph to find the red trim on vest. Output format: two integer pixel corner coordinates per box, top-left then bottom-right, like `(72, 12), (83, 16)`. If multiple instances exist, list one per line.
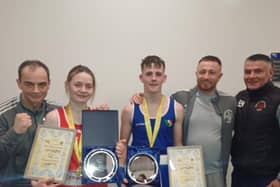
(57, 107), (80, 172)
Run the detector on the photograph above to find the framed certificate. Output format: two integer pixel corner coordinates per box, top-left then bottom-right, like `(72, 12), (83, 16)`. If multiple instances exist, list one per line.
(24, 126), (76, 183)
(167, 146), (206, 187)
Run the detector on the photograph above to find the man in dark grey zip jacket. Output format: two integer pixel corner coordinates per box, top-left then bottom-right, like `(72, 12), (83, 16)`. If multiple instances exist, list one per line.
(0, 60), (57, 187)
(172, 56), (235, 187)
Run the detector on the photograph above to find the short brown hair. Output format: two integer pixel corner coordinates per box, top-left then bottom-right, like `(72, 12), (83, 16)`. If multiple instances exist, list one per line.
(198, 55), (222, 66)
(18, 60), (50, 81)
(141, 55), (165, 71)
(246, 54), (272, 64)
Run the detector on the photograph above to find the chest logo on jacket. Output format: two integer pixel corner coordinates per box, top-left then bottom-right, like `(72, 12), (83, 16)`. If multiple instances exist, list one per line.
(255, 100), (266, 111)
(237, 99), (245, 108)
(224, 109), (233, 123)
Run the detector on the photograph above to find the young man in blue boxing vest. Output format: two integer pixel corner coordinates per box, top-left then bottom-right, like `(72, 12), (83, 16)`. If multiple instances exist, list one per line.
(120, 55), (184, 187)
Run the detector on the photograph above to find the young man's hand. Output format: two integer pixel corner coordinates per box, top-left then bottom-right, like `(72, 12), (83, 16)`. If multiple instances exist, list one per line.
(116, 139), (127, 165)
(129, 93), (144, 104)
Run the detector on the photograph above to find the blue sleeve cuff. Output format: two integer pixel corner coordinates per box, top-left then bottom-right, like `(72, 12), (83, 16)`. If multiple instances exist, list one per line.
(116, 166), (126, 187)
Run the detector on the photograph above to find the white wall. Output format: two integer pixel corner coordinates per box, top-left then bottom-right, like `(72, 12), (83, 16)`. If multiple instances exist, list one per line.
(0, 1), (279, 186)
(1, 0), (279, 109)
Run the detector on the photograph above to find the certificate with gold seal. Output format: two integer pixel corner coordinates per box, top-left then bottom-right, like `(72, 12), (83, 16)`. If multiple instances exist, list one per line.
(167, 146), (206, 187)
(24, 126), (76, 183)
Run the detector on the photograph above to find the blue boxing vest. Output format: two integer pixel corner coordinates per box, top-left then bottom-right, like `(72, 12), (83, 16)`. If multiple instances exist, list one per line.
(131, 97), (176, 154)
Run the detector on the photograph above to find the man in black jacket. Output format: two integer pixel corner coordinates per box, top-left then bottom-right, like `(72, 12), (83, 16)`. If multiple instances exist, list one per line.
(231, 54), (280, 187)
